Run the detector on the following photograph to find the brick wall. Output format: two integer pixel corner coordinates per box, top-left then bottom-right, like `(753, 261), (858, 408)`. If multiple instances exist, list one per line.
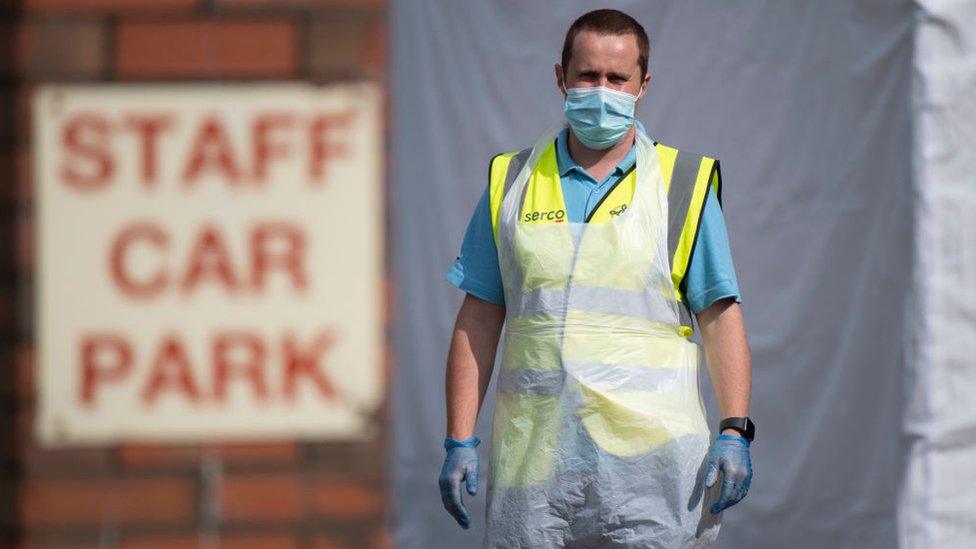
(1, 1), (390, 547)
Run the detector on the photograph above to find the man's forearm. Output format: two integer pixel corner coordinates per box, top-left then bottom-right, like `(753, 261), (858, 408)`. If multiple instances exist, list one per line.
(445, 293), (506, 440)
(697, 298), (752, 434)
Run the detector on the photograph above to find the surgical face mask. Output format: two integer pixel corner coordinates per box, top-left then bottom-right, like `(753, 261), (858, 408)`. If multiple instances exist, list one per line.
(563, 85), (642, 150)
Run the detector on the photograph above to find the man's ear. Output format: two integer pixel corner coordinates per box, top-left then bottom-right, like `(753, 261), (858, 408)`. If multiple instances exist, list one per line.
(555, 63), (567, 97)
(636, 72), (651, 102)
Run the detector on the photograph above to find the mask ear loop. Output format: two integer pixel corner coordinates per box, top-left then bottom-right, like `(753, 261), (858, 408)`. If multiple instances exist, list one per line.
(634, 83), (647, 102)
(559, 79), (576, 99)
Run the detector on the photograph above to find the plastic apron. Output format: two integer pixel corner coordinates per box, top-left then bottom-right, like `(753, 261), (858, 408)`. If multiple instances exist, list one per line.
(483, 122), (723, 548)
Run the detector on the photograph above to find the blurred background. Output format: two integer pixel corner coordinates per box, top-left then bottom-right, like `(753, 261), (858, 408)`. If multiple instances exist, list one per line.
(2, 0), (975, 548)
(3, 1), (390, 548)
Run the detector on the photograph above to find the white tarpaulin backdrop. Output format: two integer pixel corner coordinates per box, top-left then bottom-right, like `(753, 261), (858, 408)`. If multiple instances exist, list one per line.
(902, 0), (976, 547)
(391, 1), (973, 547)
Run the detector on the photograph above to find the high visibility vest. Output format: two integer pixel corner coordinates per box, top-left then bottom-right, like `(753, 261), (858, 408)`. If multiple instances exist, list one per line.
(483, 128), (725, 547)
(487, 139), (722, 335)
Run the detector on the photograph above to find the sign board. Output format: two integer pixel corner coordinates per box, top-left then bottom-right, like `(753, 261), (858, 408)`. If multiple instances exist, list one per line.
(33, 83), (384, 445)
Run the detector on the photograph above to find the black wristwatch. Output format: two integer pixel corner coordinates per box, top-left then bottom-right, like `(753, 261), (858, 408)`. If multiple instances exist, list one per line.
(719, 416), (755, 442)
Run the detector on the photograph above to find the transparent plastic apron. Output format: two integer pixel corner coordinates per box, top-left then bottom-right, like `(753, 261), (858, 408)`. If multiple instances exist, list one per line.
(484, 122), (722, 548)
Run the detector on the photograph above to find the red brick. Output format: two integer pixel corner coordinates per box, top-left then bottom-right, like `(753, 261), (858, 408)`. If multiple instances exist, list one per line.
(17, 148), (31, 203)
(220, 474), (305, 521)
(0, 283), (12, 336)
(16, 83), (32, 142)
(220, 0), (382, 7)
(0, 346), (15, 400)
(219, 442), (300, 463)
(116, 21), (297, 78)
(360, 17), (385, 74)
(118, 445), (202, 468)
(119, 442), (299, 469)
(17, 344), (34, 400)
(370, 527), (393, 549)
(17, 209), (32, 275)
(18, 19), (106, 79)
(221, 536), (299, 549)
(20, 439), (116, 472)
(307, 13), (385, 79)
(22, 477), (195, 527)
(0, 23), (15, 77)
(0, 423), (15, 469)
(0, 153), (12, 200)
(122, 535), (298, 549)
(26, 0), (197, 13)
(0, 87), (16, 150)
(121, 537), (198, 549)
(0, 150), (30, 202)
(310, 531), (386, 549)
(21, 443), (117, 478)
(312, 475), (382, 519)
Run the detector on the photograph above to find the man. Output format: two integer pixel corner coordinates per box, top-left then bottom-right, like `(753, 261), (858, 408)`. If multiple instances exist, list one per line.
(439, 9), (754, 547)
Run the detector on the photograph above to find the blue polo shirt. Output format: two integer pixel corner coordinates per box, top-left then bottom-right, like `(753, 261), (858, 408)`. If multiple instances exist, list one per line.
(446, 126), (741, 314)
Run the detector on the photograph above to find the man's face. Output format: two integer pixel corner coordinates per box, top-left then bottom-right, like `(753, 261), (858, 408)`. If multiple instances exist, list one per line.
(557, 30), (648, 100)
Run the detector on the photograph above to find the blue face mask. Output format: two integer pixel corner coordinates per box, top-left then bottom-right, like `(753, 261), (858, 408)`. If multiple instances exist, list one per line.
(563, 86), (641, 150)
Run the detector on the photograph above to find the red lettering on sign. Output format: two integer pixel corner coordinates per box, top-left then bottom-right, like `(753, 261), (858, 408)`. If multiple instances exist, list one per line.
(252, 113), (294, 182)
(61, 113), (114, 191)
(108, 222), (310, 298)
(79, 333), (132, 406)
(283, 329), (337, 401)
(182, 116), (241, 185)
(110, 221), (169, 299)
(213, 331), (268, 402)
(309, 111), (354, 183)
(141, 333), (201, 405)
(124, 114), (174, 188)
(77, 329), (342, 407)
(181, 224), (239, 295)
(251, 221), (307, 294)
(57, 110), (358, 188)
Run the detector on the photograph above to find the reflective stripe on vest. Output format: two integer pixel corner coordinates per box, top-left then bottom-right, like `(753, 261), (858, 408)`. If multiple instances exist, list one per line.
(488, 139), (721, 335)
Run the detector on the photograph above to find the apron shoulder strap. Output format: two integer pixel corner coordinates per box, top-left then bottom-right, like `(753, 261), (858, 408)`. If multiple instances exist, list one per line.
(662, 144), (721, 333)
(489, 147), (532, 244)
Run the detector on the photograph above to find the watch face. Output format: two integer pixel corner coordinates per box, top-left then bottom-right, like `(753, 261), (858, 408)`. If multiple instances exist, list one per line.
(721, 417), (754, 441)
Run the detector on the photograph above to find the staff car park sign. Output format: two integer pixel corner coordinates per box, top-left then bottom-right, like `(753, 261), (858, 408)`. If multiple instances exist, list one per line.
(33, 83), (384, 446)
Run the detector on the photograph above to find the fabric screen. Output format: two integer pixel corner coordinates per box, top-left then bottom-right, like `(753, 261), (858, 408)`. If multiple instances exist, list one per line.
(391, 2), (916, 547)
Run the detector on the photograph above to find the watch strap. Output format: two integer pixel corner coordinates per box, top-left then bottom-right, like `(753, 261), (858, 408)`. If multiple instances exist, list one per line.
(719, 416), (755, 442)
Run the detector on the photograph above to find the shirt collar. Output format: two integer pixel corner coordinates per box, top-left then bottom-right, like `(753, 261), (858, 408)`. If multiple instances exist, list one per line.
(555, 120), (647, 178)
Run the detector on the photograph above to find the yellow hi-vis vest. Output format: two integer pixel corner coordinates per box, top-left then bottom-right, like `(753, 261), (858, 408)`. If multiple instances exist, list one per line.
(487, 139), (722, 335)
(484, 127), (724, 547)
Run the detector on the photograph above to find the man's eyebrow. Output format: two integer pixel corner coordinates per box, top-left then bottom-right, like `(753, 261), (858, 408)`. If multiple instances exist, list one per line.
(574, 68), (631, 79)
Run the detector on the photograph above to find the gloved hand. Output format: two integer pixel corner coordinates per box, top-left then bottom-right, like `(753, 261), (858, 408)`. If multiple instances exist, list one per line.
(704, 433), (753, 514)
(438, 435), (480, 529)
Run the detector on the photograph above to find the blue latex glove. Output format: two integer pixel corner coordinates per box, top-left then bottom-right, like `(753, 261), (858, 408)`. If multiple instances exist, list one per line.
(704, 433), (753, 514)
(438, 435), (480, 529)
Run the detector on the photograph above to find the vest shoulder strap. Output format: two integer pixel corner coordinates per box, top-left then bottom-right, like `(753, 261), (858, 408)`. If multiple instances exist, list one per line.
(488, 147), (532, 244)
(663, 144), (721, 331)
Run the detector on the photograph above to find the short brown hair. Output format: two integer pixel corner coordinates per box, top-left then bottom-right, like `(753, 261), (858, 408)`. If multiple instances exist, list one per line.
(561, 9), (650, 79)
